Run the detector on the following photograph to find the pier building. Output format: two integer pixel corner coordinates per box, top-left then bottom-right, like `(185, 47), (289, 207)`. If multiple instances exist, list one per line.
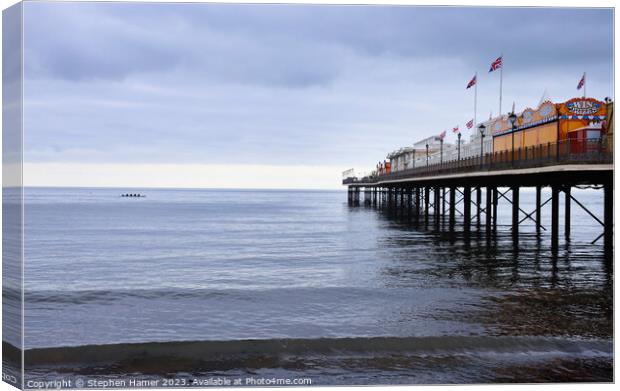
(343, 96), (614, 260)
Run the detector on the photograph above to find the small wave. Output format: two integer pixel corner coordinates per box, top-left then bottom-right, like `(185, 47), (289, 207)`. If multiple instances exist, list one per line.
(21, 335), (612, 369)
(25, 288), (231, 305)
(24, 286), (388, 305)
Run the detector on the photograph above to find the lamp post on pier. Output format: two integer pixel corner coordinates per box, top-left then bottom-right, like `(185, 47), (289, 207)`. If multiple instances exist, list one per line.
(457, 132), (462, 161)
(508, 111), (517, 166)
(440, 138), (444, 164)
(478, 124), (486, 169)
(426, 143), (429, 167)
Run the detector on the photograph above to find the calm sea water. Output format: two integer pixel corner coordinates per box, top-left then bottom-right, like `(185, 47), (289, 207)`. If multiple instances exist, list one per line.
(11, 187), (613, 384)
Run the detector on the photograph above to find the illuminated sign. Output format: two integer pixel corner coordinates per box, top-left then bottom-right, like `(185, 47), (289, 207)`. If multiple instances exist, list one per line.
(565, 99), (601, 115)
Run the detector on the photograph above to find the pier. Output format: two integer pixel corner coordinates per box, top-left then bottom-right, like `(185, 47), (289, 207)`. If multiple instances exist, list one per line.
(344, 139), (613, 260)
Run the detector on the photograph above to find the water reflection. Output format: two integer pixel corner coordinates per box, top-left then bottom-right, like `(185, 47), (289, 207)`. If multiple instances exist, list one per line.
(356, 203), (612, 340)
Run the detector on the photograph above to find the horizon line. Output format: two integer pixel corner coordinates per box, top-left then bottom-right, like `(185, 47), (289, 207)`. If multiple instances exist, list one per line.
(16, 185), (346, 191)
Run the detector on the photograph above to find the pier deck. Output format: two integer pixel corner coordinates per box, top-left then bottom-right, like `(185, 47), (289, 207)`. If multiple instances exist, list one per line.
(344, 142), (613, 260)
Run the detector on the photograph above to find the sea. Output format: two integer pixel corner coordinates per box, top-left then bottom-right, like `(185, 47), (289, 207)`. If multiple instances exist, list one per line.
(3, 187), (613, 385)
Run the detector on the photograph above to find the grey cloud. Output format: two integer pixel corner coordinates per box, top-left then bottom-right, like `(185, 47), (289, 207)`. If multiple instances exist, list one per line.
(24, 2), (341, 87)
(25, 4), (613, 87)
(21, 3), (613, 169)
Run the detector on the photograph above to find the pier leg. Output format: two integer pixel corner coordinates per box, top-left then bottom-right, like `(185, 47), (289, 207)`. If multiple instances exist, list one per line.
(564, 186), (571, 241)
(392, 188), (398, 211)
(393, 188), (397, 209)
(463, 187), (471, 233)
(434, 187), (441, 228)
(551, 186), (560, 251)
(394, 188), (401, 215)
(384, 188), (388, 208)
(381, 188), (385, 208)
(512, 187), (519, 242)
(476, 187), (482, 230)
(384, 188), (387, 208)
(395, 188), (399, 209)
(424, 187), (430, 222)
(486, 186), (492, 236)
(415, 187), (421, 220)
(393, 188), (398, 214)
(535, 186), (541, 235)
(449, 187), (456, 230)
(604, 183), (613, 259)
(442, 188), (447, 218)
(492, 188), (498, 233)
(407, 188), (412, 217)
(400, 188), (405, 211)
(393, 188), (397, 210)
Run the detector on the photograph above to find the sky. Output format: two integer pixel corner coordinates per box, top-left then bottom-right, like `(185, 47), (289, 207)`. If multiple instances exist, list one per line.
(21, 2), (614, 189)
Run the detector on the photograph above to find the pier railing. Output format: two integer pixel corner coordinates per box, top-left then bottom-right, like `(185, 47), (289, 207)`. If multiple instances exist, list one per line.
(348, 138), (612, 184)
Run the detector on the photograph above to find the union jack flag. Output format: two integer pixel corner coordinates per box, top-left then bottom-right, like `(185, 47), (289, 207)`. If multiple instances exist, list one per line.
(489, 56), (502, 72)
(466, 119), (474, 129)
(438, 130), (447, 141)
(466, 75), (476, 89)
(577, 73), (585, 90)
(452, 126), (459, 133)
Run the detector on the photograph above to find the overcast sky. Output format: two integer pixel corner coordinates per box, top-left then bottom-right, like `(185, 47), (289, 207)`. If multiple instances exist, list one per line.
(22, 2), (613, 188)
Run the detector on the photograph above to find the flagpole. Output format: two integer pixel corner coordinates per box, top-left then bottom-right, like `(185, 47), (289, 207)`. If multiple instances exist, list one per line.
(474, 71), (477, 126)
(499, 55), (503, 116)
(583, 72), (586, 98)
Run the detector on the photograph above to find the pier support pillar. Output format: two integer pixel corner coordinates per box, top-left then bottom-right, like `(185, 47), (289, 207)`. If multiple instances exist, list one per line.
(393, 188), (398, 213)
(476, 187), (482, 230)
(434, 187), (441, 228)
(383, 187), (390, 209)
(383, 188), (386, 207)
(604, 183), (613, 258)
(395, 188), (399, 212)
(424, 187), (430, 222)
(564, 186), (571, 241)
(512, 187), (519, 242)
(535, 186), (542, 235)
(551, 186), (560, 250)
(442, 188), (447, 218)
(492, 188), (498, 232)
(393, 188), (398, 209)
(449, 187), (456, 230)
(394, 188), (398, 210)
(414, 187), (421, 219)
(485, 186), (492, 236)
(463, 187), (471, 233)
(407, 188), (413, 217)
